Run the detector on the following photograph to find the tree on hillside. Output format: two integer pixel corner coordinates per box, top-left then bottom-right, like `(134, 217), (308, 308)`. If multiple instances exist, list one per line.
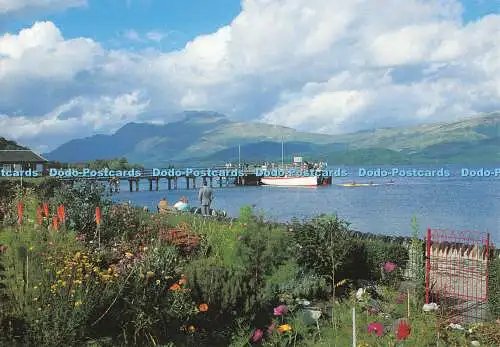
(0, 137), (27, 150)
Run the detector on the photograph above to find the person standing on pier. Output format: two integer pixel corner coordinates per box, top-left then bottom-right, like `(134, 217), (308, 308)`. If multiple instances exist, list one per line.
(198, 182), (214, 216)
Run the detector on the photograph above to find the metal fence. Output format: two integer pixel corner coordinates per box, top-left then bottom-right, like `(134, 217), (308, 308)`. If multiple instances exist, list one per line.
(425, 228), (492, 323)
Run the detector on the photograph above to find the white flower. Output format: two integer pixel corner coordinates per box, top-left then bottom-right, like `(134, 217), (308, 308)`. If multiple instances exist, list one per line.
(356, 288), (366, 300)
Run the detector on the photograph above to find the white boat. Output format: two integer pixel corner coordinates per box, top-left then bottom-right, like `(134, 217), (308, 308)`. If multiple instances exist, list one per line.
(260, 176), (319, 186)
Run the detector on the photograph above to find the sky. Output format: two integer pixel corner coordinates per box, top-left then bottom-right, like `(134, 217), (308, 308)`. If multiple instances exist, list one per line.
(0, 0), (499, 153)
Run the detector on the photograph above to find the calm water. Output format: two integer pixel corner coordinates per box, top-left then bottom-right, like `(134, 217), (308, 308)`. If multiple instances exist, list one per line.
(112, 166), (500, 243)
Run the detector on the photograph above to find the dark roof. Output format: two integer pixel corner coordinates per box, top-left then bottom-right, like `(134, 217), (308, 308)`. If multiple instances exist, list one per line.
(0, 150), (48, 163)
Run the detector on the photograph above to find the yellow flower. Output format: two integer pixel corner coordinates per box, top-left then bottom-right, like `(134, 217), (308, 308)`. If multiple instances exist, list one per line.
(74, 300), (82, 307)
(277, 324), (292, 333)
(50, 284), (57, 290)
(187, 325), (196, 333)
(146, 271), (154, 278)
(139, 273), (145, 279)
(29, 246), (34, 251)
(74, 279), (82, 285)
(33, 286), (38, 290)
(125, 252), (134, 259)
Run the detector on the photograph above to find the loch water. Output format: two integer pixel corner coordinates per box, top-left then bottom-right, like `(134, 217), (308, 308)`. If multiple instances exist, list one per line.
(112, 166), (500, 242)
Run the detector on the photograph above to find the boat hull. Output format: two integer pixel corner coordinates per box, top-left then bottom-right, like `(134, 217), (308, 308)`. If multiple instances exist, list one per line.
(260, 176), (319, 186)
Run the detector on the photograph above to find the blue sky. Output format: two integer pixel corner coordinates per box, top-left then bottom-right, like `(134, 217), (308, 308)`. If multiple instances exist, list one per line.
(0, 0), (499, 152)
(3, 0), (242, 50)
(3, 0), (496, 51)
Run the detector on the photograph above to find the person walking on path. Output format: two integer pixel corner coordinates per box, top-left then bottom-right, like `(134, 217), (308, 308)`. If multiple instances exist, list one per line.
(198, 182), (214, 216)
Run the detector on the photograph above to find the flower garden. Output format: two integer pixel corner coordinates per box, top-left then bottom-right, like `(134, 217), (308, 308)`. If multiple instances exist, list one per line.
(0, 178), (499, 346)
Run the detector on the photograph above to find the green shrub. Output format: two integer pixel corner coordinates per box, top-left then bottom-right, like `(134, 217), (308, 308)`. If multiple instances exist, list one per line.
(488, 251), (500, 319)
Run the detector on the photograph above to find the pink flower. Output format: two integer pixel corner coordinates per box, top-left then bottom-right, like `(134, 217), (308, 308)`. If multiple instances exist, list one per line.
(251, 329), (263, 342)
(383, 262), (396, 273)
(396, 293), (407, 304)
(267, 323), (276, 334)
(273, 305), (288, 316)
(367, 322), (384, 336)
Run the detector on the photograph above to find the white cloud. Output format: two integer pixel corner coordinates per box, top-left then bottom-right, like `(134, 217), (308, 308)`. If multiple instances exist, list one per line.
(1, 0), (499, 150)
(145, 31), (167, 42)
(0, 0), (86, 14)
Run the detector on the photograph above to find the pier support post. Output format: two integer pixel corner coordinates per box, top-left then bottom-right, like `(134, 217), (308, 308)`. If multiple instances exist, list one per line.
(135, 178), (139, 192)
(202, 177), (207, 186)
(219, 177), (223, 187)
(155, 178), (159, 191)
(149, 178), (153, 191)
(186, 177), (190, 189)
(193, 177), (196, 189)
(129, 179), (133, 192)
(167, 178), (171, 190)
(174, 178), (178, 189)
(209, 177), (213, 187)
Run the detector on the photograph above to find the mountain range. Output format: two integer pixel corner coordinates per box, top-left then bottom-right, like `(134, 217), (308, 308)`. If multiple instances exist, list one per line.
(41, 110), (500, 166)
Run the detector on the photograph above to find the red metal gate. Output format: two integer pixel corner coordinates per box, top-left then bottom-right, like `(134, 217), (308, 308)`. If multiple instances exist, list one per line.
(425, 228), (491, 323)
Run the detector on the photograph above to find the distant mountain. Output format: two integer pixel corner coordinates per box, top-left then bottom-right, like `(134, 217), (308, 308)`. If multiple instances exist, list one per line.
(0, 137), (27, 150)
(44, 110), (500, 165)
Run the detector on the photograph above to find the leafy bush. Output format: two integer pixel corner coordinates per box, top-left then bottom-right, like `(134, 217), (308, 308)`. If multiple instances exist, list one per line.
(293, 215), (354, 299)
(488, 251), (500, 319)
(100, 203), (143, 243)
(50, 180), (111, 237)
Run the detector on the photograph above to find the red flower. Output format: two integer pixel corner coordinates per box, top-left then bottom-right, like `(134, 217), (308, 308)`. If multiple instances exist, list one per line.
(95, 207), (101, 225)
(383, 262), (396, 273)
(57, 204), (65, 223)
(251, 329), (263, 342)
(396, 320), (411, 340)
(367, 322), (384, 336)
(17, 202), (23, 225)
(36, 207), (43, 225)
(42, 202), (49, 218)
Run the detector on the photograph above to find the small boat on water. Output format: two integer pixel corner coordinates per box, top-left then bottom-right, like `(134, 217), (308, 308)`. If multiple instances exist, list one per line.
(261, 176), (319, 187)
(337, 182), (380, 187)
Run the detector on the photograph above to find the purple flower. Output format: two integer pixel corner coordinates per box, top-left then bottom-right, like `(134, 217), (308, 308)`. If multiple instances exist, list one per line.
(383, 262), (396, 273)
(396, 293), (407, 304)
(367, 322), (384, 336)
(273, 305), (288, 316)
(251, 329), (263, 342)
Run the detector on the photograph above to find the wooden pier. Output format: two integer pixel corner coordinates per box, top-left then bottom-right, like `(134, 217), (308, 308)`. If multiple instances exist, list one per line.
(44, 166), (332, 192)
(55, 167), (261, 192)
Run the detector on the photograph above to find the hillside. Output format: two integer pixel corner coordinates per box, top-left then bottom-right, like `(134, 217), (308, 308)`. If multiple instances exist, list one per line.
(44, 111), (500, 165)
(0, 137), (27, 150)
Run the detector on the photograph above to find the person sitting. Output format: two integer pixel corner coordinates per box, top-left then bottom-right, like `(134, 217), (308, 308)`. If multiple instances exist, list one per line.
(174, 196), (190, 212)
(157, 198), (176, 214)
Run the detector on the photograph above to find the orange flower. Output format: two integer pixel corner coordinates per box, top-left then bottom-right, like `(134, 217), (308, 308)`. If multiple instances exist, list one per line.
(199, 303), (208, 312)
(52, 216), (58, 230)
(277, 324), (292, 333)
(17, 201), (23, 225)
(169, 283), (181, 291)
(42, 202), (49, 218)
(95, 207), (101, 225)
(36, 207), (43, 225)
(57, 204), (65, 223)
